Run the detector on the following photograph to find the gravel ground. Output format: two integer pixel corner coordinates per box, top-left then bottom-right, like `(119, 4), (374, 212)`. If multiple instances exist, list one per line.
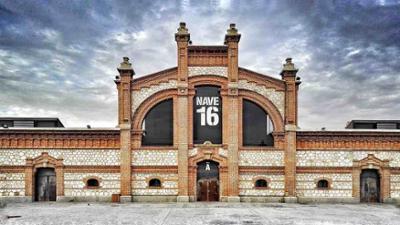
(0, 202), (399, 225)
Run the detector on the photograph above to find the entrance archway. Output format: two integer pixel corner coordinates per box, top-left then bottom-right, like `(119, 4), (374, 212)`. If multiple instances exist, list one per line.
(197, 160), (219, 201)
(360, 169), (380, 203)
(352, 154), (390, 203)
(35, 168), (56, 201)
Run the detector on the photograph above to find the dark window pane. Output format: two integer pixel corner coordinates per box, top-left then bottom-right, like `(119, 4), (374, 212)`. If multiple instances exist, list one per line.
(354, 123), (376, 129)
(149, 179), (161, 187)
(142, 99), (173, 146)
(255, 179), (268, 188)
(35, 121), (57, 127)
(242, 100), (274, 146)
(317, 180), (328, 188)
(193, 86), (222, 144)
(0, 121), (13, 127)
(87, 179), (99, 187)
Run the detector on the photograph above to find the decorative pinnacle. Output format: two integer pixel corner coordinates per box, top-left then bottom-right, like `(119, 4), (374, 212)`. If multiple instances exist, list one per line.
(282, 57), (298, 72)
(227, 23), (238, 35)
(118, 57), (132, 70)
(175, 22), (190, 42)
(177, 22), (189, 35)
(224, 23), (241, 44)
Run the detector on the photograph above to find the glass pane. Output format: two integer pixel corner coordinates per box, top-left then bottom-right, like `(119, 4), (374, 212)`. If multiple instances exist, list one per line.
(142, 99), (173, 146)
(243, 100), (274, 146)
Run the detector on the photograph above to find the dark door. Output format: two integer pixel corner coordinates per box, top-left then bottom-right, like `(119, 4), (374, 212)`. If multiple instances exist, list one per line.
(360, 169), (380, 203)
(35, 168), (56, 201)
(198, 179), (219, 201)
(197, 160), (219, 201)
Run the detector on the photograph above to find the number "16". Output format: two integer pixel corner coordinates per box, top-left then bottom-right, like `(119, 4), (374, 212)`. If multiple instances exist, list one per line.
(196, 106), (219, 126)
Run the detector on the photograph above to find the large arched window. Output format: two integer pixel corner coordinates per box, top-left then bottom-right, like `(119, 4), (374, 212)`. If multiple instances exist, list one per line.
(142, 99), (173, 146)
(242, 99), (274, 146)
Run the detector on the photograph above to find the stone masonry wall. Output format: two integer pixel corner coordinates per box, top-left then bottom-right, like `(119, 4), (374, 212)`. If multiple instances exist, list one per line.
(297, 151), (400, 167)
(239, 151), (284, 167)
(0, 173), (25, 197)
(296, 173), (353, 198)
(239, 173), (284, 196)
(390, 175), (400, 198)
(132, 173), (178, 195)
(0, 149), (120, 166)
(64, 173), (120, 198)
(132, 150), (178, 166)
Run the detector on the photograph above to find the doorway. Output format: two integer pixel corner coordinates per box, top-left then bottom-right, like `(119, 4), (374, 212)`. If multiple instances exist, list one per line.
(197, 160), (219, 201)
(35, 168), (56, 201)
(360, 169), (380, 203)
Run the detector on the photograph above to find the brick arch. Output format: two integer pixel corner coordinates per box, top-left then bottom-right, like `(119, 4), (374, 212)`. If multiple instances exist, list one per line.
(25, 152), (64, 200)
(239, 90), (284, 133)
(132, 89), (176, 130)
(352, 154), (390, 202)
(188, 75), (228, 89)
(188, 145), (228, 199)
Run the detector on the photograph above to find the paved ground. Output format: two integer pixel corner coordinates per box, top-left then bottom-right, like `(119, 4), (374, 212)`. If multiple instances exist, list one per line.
(0, 202), (399, 225)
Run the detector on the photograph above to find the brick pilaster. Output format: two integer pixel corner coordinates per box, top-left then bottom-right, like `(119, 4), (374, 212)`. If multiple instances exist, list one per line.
(175, 22), (190, 201)
(225, 24), (241, 201)
(280, 58), (300, 198)
(115, 57), (134, 197)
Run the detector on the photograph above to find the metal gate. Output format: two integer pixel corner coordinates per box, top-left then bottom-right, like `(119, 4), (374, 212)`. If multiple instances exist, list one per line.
(35, 168), (56, 201)
(360, 169), (380, 203)
(197, 160), (219, 201)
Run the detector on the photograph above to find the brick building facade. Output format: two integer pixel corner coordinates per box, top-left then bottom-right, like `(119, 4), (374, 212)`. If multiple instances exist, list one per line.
(1, 23), (399, 203)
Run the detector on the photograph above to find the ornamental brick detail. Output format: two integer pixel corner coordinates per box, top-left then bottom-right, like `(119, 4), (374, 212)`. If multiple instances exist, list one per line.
(188, 66), (228, 77)
(238, 79), (285, 117)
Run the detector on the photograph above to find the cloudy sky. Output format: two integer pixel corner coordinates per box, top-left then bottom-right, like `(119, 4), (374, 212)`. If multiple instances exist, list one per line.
(0, 0), (399, 129)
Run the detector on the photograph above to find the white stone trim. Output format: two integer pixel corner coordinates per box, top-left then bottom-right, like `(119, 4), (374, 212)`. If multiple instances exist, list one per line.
(238, 79), (285, 117)
(132, 80), (177, 114)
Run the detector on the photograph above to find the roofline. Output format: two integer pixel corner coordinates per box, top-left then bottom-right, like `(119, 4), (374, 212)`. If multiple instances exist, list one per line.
(133, 67), (177, 82)
(238, 67), (285, 84)
(0, 117), (64, 127)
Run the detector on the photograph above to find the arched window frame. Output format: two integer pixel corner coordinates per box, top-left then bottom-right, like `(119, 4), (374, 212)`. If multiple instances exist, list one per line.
(252, 177), (271, 189)
(147, 177), (163, 189)
(315, 178), (331, 189)
(83, 176), (102, 189)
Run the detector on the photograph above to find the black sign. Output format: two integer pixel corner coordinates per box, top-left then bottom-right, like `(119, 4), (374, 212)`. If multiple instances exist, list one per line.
(193, 86), (222, 144)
